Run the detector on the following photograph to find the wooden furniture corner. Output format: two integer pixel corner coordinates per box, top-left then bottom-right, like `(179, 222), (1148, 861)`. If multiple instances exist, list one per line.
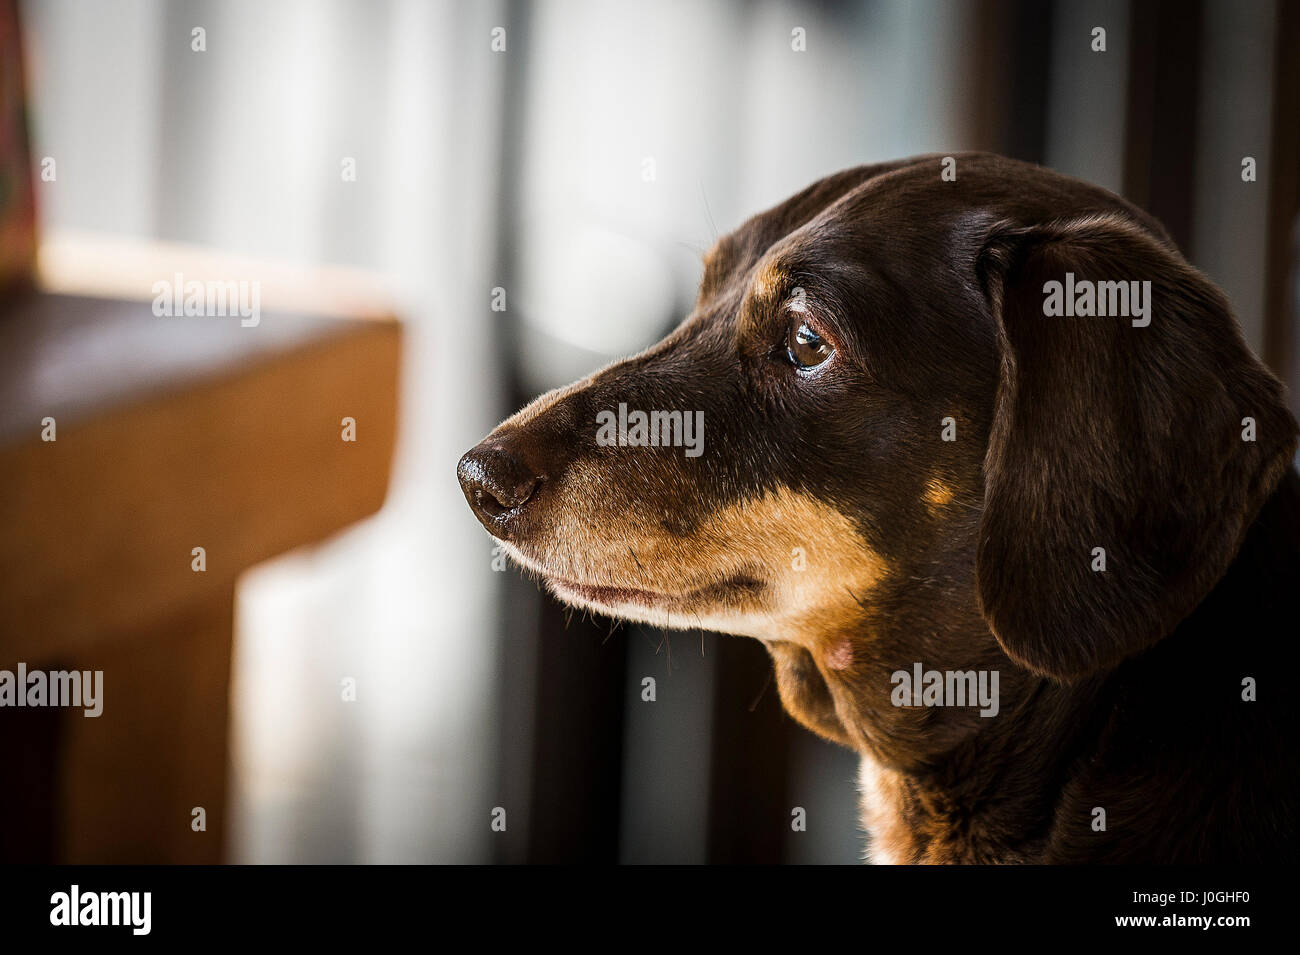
(0, 233), (402, 862)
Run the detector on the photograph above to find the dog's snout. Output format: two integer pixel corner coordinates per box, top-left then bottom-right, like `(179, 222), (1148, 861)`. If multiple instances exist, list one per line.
(457, 439), (543, 533)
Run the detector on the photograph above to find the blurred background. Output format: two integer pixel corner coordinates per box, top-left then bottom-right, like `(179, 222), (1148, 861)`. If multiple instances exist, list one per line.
(2, 0), (1296, 863)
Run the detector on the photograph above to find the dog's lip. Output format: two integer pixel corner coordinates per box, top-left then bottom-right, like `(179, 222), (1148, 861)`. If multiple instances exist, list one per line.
(546, 572), (764, 608)
(548, 578), (668, 606)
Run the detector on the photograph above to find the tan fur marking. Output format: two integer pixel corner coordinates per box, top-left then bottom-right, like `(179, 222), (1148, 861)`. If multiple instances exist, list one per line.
(922, 478), (954, 510)
(507, 479), (887, 646)
(751, 262), (789, 301)
(651, 485), (888, 642)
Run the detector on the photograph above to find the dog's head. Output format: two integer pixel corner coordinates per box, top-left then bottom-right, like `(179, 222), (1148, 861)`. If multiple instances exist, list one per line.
(458, 153), (1296, 754)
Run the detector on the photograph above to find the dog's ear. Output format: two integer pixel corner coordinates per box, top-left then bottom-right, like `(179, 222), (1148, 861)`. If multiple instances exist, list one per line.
(974, 212), (1298, 680)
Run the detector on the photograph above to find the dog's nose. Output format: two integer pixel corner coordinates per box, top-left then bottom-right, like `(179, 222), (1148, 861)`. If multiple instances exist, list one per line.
(457, 438), (543, 533)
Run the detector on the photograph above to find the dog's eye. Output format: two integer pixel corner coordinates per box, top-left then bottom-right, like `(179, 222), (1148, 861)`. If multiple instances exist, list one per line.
(787, 320), (833, 369)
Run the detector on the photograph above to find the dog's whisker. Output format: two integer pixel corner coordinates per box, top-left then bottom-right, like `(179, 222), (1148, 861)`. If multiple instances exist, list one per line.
(653, 629), (674, 675)
(602, 618), (623, 645)
(700, 179), (718, 239)
(627, 545), (646, 580)
(747, 666), (774, 713)
(846, 586), (872, 612)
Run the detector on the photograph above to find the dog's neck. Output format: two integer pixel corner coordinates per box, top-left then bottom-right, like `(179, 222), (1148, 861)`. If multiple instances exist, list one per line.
(853, 667), (1110, 863)
(821, 508), (1020, 769)
(816, 551), (1094, 860)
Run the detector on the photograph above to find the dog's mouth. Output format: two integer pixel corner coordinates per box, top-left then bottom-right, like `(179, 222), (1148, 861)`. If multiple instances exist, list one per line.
(544, 571), (765, 614)
(492, 538), (771, 623)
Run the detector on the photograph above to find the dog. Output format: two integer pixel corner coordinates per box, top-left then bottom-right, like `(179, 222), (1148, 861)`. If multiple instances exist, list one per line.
(458, 153), (1300, 863)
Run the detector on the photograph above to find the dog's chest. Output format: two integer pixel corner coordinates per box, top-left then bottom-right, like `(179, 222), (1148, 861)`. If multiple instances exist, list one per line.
(857, 756), (914, 864)
(858, 753), (1043, 864)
